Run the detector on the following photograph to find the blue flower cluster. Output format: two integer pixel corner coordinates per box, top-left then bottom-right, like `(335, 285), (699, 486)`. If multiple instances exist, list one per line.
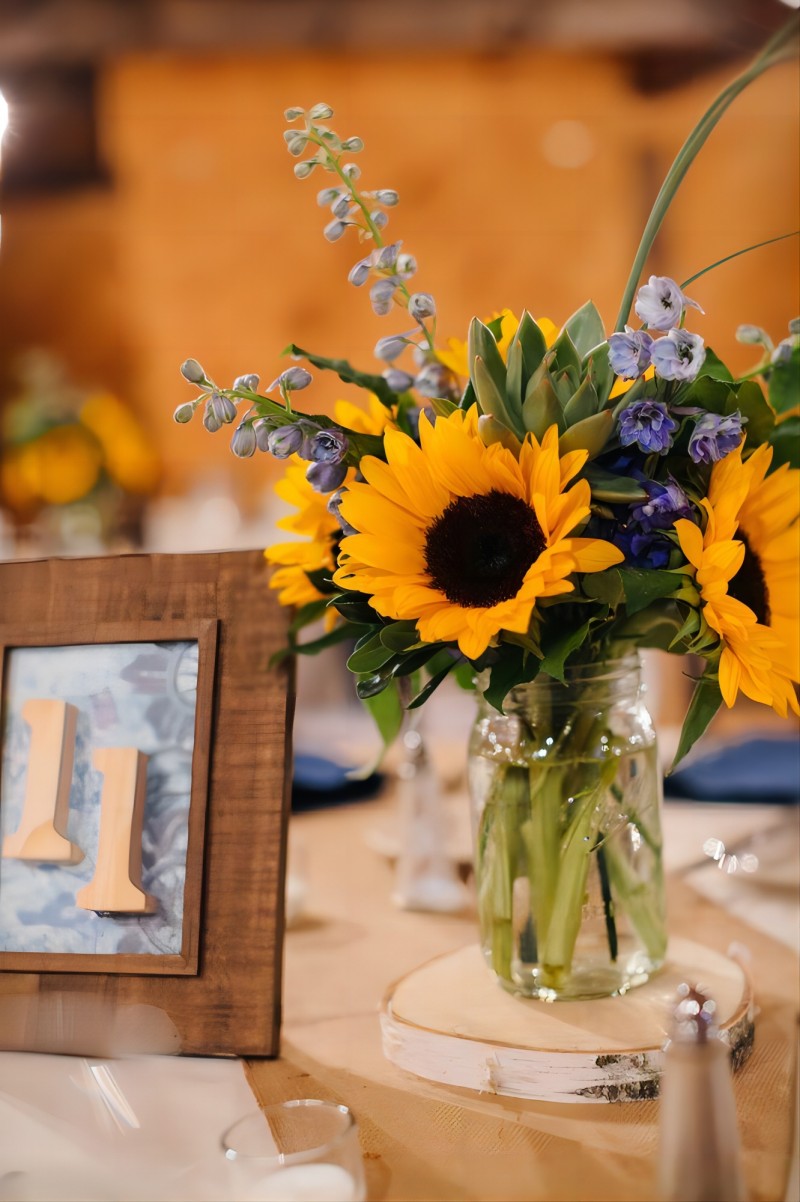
(610, 276), (746, 464)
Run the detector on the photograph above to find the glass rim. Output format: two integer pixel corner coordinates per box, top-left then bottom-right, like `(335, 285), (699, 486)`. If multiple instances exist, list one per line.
(221, 1098), (357, 1167)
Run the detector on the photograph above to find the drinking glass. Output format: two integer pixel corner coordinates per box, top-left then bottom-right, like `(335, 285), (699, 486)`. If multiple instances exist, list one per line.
(221, 1099), (366, 1201)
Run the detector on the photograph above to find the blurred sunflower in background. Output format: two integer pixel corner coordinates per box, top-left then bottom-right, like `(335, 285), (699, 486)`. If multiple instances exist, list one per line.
(0, 351), (161, 549)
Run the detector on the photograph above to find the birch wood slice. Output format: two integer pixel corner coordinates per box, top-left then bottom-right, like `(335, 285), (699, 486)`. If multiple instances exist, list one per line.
(381, 938), (754, 1104)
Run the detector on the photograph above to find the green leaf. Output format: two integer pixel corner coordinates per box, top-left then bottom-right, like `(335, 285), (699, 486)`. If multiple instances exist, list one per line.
(731, 379), (774, 446)
(288, 598), (330, 634)
(768, 343), (800, 414)
(670, 671), (724, 772)
(696, 348), (734, 383)
(453, 660), (477, 690)
(584, 464), (648, 503)
(522, 369), (564, 437)
(505, 339), (525, 426)
(769, 416), (800, 469)
(394, 643), (448, 676)
(558, 410), (613, 458)
(282, 343), (398, 407)
(586, 343), (614, 406)
(330, 593), (378, 624)
(513, 311), (548, 383)
(550, 330), (582, 389)
(428, 396), (458, 419)
(682, 375), (732, 415)
(304, 566), (337, 595)
(563, 374), (599, 425)
(407, 658), (458, 708)
(291, 621), (368, 658)
(540, 619), (593, 683)
(564, 300), (605, 360)
(583, 568), (624, 609)
(379, 621), (422, 652)
(361, 680), (405, 759)
(346, 631), (397, 674)
(483, 646), (541, 712)
(619, 567), (681, 615)
(468, 318), (508, 399)
(474, 357), (521, 436)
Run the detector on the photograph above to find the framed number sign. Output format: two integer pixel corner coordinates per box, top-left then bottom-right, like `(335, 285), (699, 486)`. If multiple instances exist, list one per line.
(0, 551), (294, 1057)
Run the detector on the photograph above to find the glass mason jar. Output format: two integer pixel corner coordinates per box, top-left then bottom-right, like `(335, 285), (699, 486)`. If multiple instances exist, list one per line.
(468, 654), (666, 1001)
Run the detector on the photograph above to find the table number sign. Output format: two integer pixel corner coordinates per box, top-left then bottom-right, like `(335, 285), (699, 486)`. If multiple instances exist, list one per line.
(0, 551), (294, 1057)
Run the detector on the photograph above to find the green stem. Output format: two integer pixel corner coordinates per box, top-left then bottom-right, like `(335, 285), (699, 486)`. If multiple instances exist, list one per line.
(614, 15), (799, 332)
(595, 839), (618, 962)
(680, 230), (800, 290)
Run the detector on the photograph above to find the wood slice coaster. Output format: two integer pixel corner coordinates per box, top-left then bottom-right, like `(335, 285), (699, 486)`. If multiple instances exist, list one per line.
(381, 937), (754, 1104)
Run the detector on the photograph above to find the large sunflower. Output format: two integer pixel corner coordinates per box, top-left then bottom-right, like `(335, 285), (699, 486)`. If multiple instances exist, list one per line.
(674, 442), (800, 717)
(264, 396), (392, 624)
(333, 409), (623, 660)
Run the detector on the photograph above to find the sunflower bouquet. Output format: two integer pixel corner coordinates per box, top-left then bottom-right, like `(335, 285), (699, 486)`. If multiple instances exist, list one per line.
(174, 20), (799, 997)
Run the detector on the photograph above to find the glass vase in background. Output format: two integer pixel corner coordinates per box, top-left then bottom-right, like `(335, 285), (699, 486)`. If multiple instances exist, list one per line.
(468, 654), (667, 1001)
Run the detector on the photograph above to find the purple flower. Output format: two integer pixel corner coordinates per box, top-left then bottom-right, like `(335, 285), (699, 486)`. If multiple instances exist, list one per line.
(651, 329), (706, 382)
(607, 327), (654, 379)
(232, 373), (260, 392)
(630, 478), (693, 533)
(618, 399), (678, 455)
(383, 368), (416, 393)
(208, 392), (238, 425)
(634, 276), (704, 331)
(375, 330), (416, 362)
(688, 411), (746, 464)
(180, 358), (206, 384)
(267, 367), (313, 393)
(306, 460), (348, 493)
(307, 429), (349, 465)
(409, 292), (436, 321)
(414, 363), (459, 400)
(613, 526), (673, 570)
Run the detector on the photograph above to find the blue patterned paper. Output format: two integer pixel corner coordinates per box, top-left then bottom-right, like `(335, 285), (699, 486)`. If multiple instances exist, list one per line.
(0, 641), (199, 959)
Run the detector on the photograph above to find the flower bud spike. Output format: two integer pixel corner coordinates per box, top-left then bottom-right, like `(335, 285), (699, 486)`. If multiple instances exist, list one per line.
(173, 402), (195, 424)
(231, 423), (257, 458)
(180, 358), (206, 384)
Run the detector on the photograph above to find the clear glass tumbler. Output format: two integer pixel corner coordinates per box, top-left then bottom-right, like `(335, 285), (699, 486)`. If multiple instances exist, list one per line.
(221, 1099), (366, 1201)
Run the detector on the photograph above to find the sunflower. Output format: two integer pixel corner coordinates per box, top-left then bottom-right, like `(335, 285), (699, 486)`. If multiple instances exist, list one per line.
(674, 442), (800, 717)
(264, 396), (392, 625)
(437, 310), (558, 379)
(333, 409), (623, 661)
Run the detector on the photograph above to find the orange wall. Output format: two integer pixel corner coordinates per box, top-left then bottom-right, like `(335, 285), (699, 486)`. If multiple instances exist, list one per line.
(1, 48), (797, 510)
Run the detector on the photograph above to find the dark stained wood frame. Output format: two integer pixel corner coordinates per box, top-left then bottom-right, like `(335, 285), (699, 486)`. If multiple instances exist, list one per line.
(0, 551), (295, 1056)
(0, 618), (217, 977)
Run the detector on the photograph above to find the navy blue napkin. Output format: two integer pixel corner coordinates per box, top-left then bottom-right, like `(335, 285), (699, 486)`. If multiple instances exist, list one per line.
(292, 752), (383, 811)
(665, 736), (800, 804)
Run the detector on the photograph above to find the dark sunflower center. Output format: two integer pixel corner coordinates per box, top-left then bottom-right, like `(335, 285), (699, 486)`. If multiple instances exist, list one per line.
(728, 534), (770, 625)
(424, 490), (546, 609)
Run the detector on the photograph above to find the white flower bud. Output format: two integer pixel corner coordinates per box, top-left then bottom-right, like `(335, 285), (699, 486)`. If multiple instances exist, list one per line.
(342, 162), (361, 180)
(317, 187), (341, 207)
(409, 292), (436, 321)
(284, 107), (304, 121)
(324, 219), (347, 242)
(173, 402), (195, 424)
(180, 358), (206, 384)
(310, 103), (334, 120)
(371, 210), (388, 229)
(396, 253), (417, 278)
(294, 160), (316, 179)
(341, 137), (364, 152)
(375, 189), (399, 206)
(287, 135), (308, 157)
(231, 423), (257, 458)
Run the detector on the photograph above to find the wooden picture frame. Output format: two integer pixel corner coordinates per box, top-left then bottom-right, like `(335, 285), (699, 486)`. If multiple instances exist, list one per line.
(0, 551), (295, 1057)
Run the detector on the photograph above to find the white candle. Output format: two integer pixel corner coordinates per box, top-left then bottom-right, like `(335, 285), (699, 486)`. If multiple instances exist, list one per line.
(247, 1162), (359, 1202)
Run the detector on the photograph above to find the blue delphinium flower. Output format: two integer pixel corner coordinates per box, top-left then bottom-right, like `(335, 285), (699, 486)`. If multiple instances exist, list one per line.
(688, 411), (746, 464)
(307, 429), (349, 464)
(631, 478), (693, 532)
(306, 459), (348, 493)
(618, 399), (678, 454)
(651, 329), (706, 381)
(608, 326), (654, 379)
(634, 276), (704, 331)
(613, 526), (673, 570)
